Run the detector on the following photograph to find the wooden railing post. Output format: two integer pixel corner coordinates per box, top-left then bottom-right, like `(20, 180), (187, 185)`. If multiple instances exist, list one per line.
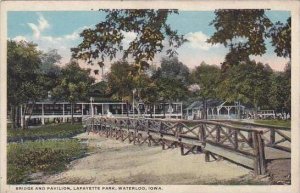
(233, 130), (238, 150)
(270, 129), (275, 145)
(252, 131), (259, 175)
(257, 132), (266, 175)
(199, 124), (206, 143)
(248, 132), (253, 147)
(216, 125), (221, 143)
(179, 138), (184, 155)
(252, 131), (266, 175)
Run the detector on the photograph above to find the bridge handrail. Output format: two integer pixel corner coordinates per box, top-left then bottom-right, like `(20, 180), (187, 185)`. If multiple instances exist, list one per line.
(211, 119), (291, 130)
(86, 116), (271, 132)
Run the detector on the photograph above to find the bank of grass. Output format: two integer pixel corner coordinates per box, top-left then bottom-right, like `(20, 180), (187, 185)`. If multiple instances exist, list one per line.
(7, 139), (87, 184)
(7, 123), (85, 142)
(254, 119), (291, 128)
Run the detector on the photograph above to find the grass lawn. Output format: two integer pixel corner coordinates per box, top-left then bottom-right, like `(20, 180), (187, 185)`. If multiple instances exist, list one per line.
(254, 119), (291, 128)
(7, 123), (85, 142)
(7, 139), (87, 184)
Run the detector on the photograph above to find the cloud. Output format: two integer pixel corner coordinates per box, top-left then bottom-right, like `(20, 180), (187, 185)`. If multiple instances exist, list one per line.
(185, 31), (219, 50)
(14, 14), (91, 65)
(121, 31), (137, 49)
(13, 36), (27, 42)
(27, 14), (50, 38)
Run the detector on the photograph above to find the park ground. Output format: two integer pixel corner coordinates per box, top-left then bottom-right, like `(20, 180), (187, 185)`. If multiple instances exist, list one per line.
(7, 122), (291, 185)
(37, 133), (290, 185)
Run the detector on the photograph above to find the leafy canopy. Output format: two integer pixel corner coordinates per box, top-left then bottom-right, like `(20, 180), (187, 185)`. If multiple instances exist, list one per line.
(51, 60), (95, 103)
(208, 9), (273, 68)
(7, 40), (43, 105)
(71, 9), (186, 65)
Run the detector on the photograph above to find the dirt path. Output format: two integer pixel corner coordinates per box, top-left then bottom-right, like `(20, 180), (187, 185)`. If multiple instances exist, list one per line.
(40, 133), (268, 185)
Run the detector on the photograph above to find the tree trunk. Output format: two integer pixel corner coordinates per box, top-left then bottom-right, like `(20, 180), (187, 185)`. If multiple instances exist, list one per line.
(10, 105), (17, 130)
(22, 104), (29, 129)
(25, 102), (36, 129)
(16, 105), (20, 128)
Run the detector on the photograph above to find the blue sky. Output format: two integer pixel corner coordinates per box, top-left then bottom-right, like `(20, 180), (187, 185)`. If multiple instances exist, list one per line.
(8, 10), (290, 73)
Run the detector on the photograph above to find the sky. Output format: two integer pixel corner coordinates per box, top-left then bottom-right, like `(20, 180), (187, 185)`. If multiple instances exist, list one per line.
(8, 10), (291, 79)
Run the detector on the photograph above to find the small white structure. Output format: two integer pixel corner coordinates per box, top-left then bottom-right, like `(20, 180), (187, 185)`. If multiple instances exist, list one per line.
(185, 100), (245, 120)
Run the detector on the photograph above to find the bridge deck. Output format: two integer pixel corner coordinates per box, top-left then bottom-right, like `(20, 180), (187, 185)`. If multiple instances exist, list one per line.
(84, 116), (291, 176)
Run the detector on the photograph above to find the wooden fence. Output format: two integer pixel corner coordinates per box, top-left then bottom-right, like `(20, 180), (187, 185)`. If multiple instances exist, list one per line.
(83, 116), (291, 176)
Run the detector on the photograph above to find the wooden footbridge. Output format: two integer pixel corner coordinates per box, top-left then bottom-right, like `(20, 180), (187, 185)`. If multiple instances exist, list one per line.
(83, 116), (291, 176)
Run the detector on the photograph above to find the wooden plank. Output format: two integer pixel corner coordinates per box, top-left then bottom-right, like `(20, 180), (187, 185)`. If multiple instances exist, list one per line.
(275, 130), (291, 142)
(257, 133), (266, 175)
(252, 132), (259, 175)
(204, 143), (254, 169)
(266, 144), (291, 152)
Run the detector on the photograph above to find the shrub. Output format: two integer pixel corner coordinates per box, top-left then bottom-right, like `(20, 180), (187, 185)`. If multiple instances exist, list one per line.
(7, 139), (86, 184)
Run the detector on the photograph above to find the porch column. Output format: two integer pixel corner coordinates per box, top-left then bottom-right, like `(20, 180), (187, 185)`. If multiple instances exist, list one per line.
(121, 103), (124, 116)
(62, 104), (65, 123)
(102, 103), (104, 115)
(20, 105), (24, 127)
(153, 104), (156, 118)
(42, 103), (45, 125)
(180, 103), (183, 119)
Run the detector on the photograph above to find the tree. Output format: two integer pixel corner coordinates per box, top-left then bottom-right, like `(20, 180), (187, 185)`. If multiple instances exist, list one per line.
(153, 57), (190, 117)
(190, 61), (221, 99)
(268, 62), (291, 114)
(189, 62), (221, 119)
(52, 60), (95, 124)
(71, 9), (186, 65)
(218, 61), (272, 112)
(7, 40), (43, 129)
(207, 9), (273, 70)
(39, 49), (62, 97)
(269, 17), (291, 59)
(105, 60), (135, 101)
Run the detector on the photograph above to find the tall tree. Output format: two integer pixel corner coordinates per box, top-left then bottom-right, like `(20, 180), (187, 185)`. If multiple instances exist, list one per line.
(218, 60), (272, 112)
(105, 60), (135, 101)
(39, 49), (62, 96)
(52, 60), (95, 124)
(207, 9), (272, 70)
(190, 62), (221, 119)
(153, 57), (189, 117)
(268, 62), (291, 114)
(71, 9), (186, 65)
(7, 40), (43, 129)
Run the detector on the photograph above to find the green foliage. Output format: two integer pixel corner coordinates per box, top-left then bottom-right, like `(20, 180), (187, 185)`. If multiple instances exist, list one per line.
(7, 139), (86, 184)
(190, 61), (221, 99)
(7, 40), (43, 106)
(7, 40), (46, 129)
(38, 49), (62, 93)
(154, 57), (190, 102)
(269, 17), (291, 58)
(217, 61), (272, 109)
(71, 9), (186, 64)
(106, 60), (135, 100)
(208, 10), (272, 69)
(52, 60), (95, 103)
(268, 63), (291, 113)
(7, 123), (84, 142)
(254, 119), (291, 128)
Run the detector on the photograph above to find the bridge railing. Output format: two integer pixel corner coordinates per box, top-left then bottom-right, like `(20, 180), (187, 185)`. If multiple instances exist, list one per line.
(83, 116), (289, 175)
(212, 120), (291, 152)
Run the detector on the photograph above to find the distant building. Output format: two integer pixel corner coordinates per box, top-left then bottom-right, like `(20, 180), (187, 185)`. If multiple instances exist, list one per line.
(185, 99), (245, 120)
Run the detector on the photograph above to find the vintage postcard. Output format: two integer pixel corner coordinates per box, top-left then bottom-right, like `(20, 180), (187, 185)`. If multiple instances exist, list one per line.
(0, 1), (299, 193)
